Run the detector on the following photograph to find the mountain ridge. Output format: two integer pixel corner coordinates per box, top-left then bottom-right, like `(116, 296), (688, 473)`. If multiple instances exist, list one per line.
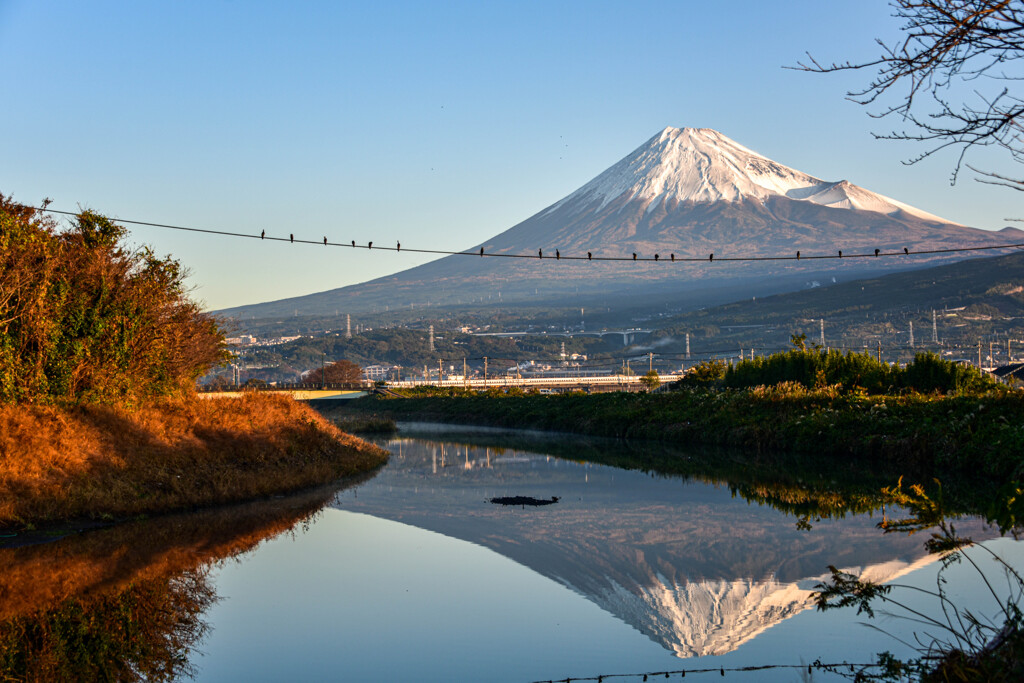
(218, 127), (1022, 320)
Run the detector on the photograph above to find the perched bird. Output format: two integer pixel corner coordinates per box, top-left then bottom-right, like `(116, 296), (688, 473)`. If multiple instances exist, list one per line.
(555, 249), (560, 260)
(479, 247), (484, 257)
(654, 254), (659, 261)
(709, 253), (714, 262)
(323, 236), (327, 245)
(538, 248), (542, 259)
(260, 229), (265, 239)
(670, 253), (675, 262)
(351, 240), (355, 248)
(632, 253), (637, 261)
(368, 241), (372, 249)
(904, 247), (909, 255)
(587, 251), (592, 260)
(838, 250), (843, 258)
(397, 241), (401, 252)
(290, 234), (294, 243)
(874, 248), (880, 257)
(796, 250), (800, 260)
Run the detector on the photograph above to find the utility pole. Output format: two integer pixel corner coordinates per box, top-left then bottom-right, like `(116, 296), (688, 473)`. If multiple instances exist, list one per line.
(990, 341), (995, 367)
(424, 364), (428, 383)
(978, 341), (983, 369)
(877, 341), (881, 363)
(439, 359), (443, 382)
(649, 352), (653, 373)
(463, 358), (467, 388)
(484, 356), (488, 382)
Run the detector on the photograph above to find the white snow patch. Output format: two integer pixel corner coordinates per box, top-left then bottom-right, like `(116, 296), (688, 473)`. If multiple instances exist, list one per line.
(549, 127), (957, 224)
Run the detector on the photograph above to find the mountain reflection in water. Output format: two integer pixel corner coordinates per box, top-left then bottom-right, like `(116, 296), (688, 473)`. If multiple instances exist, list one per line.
(0, 475), (373, 682)
(335, 430), (993, 658)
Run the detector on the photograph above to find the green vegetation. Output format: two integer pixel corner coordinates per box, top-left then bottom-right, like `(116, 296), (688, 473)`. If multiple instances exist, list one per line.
(0, 196), (226, 405)
(723, 349), (1002, 395)
(336, 364), (1023, 487)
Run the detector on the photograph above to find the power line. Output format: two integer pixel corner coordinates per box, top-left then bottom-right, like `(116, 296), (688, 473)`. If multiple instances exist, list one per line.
(34, 206), (1024, 265)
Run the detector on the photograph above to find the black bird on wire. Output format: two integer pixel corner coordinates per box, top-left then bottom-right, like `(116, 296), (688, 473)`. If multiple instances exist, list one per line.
(323, 236), (327, 245)
(260, 230), (265, 239)
(670, 253), (675, 261)
(796, 250), (800, 260)
(632, 252), (637, 261)
(368, 241), (372, 249)
(904, 247), (909, 254)
(874, 248), (879, 257)
(479, 247), (484, 256)
(351, 240), (355, 248)
(654, 254), (659, 261)
(397, 241), (401, 252)
(290, 234), (294, 243)
(838, 250), (843, 258)
(587, 251), (592, 260)
(556, 249), (560, 260)
(709, 253), (714, 262)
(538, 248), (543, 259)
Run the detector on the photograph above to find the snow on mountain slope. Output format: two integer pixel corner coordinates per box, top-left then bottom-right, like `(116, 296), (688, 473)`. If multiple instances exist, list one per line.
(552, 127), (955, 224)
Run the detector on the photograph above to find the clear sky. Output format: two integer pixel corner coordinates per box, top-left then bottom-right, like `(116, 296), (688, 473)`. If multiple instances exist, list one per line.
(2, 1), (1020, 311)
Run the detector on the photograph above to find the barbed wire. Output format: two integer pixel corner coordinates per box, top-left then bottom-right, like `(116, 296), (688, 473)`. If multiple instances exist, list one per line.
(35, 207), (1024, 265)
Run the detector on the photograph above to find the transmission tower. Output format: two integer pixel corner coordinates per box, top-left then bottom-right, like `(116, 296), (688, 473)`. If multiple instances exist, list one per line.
(819, 319), (825, 347)
(429, 324), (435, 352)
(932, 310), (938, 344)
(909, 321), (914, 348)
(685, 332), (691, 359)
(346, 314), (351, 339)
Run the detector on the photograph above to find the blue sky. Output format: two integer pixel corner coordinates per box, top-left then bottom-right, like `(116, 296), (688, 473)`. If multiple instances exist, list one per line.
(2, 1), (1020, 310)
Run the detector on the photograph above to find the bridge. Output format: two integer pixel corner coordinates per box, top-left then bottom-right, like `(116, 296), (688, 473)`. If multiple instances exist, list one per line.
(472, 328), (653, 345)
(197, 373), (677, 400)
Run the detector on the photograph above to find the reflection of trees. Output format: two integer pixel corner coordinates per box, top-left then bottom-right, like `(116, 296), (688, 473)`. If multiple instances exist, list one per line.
(0, 570), (215, 682)
(0, 472), (377, 681)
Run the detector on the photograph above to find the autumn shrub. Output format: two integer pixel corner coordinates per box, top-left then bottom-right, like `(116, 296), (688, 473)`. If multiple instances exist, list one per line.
(0, 195), (227, 405)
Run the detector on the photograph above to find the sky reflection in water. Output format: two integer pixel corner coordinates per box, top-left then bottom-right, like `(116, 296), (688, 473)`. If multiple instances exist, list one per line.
(0, 428), (1016, 682)
(192, 429), (1014, 682)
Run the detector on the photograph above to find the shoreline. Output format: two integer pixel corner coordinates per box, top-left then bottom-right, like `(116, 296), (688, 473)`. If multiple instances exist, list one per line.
(0, 393), (388, 531)
(324, 387), (1024, 485)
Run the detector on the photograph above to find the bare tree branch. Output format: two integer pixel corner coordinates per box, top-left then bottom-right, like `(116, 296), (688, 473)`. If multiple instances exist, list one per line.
(794, 1), (1024, 185)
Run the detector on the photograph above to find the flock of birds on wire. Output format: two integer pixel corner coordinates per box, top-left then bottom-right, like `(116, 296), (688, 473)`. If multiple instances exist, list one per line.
(36, 207), (1024, 265)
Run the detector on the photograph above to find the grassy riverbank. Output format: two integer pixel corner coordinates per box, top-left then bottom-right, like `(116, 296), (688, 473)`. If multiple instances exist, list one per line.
(0, 393), (387, 529)
(329, 384), (1024, 483)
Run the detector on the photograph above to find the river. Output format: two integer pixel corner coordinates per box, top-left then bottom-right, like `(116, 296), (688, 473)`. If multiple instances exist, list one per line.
(0, 425), (1018, 682)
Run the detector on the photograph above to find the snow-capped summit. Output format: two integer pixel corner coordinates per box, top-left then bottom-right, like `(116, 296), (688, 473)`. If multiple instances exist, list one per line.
(557, 126), (954, 224)
(219, 125), (1024, 319)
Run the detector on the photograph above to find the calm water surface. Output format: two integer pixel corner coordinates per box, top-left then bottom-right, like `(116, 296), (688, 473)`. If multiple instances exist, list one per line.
(1, 426), (1018, 682)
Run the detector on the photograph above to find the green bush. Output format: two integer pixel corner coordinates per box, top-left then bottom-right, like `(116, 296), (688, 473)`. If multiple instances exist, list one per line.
(0, 195), (227, 405)
(723, 349), (1002, 395)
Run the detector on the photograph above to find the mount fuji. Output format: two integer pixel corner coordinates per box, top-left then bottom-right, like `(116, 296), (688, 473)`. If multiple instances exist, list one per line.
(221, 127), (1022, 319)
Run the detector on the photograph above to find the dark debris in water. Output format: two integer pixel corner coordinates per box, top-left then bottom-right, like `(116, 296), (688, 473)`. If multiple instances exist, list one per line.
(489, 496), (560, 507)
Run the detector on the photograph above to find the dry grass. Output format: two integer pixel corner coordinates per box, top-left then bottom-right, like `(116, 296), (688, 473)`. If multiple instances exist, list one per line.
(0, 393), (387, 529)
